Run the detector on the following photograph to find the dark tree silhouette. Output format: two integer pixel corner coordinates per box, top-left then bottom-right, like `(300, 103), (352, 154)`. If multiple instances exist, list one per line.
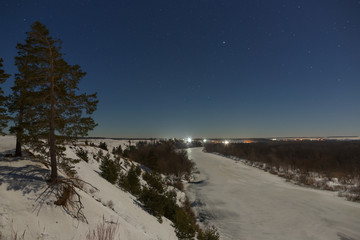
(0, 58), (10, 135)
(12, 22), (98, 183)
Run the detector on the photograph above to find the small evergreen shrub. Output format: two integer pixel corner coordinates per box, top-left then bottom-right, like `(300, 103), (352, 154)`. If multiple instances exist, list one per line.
(162, 191), (178, 220)
(112, 145), (123, 156)
(143, 171), (164, 193)
(137, 178), (178, 222)
(174, 208), (196, 239)
(59, 157), (79, 177)
(98, 141), (108, 151)
(94, 149), (104, 162)
(198, 226), (220, 240)
(99, 153), (119, 184)
(118, 165), (141, 196)
(138, 187), (166, 222)
(135, 165), (141, 176)
(76, 147), (89, 162)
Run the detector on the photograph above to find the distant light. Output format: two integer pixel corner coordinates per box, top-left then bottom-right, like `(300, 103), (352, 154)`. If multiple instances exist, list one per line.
(187, 137), (192, 143)
(272, 138), (277, 141)
(224, 140), (229, 145)
(203, 139), (207, 143)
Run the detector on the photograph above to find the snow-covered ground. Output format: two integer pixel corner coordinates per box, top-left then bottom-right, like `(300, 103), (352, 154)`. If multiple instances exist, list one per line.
(0, 135), (177, 239)
(186, 148), (360, 240)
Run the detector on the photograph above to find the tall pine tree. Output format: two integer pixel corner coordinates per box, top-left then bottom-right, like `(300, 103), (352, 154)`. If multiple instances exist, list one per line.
(0, 58), (10, 135)
(15, 22), (98, 182)
(8, 37), (37, 156)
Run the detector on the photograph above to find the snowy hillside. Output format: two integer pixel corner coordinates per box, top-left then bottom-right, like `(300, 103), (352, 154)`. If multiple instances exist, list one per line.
(0, 135), (178, 239)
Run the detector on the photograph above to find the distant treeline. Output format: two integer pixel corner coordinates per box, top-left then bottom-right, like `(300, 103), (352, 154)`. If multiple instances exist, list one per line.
(204, 141), (360, 177)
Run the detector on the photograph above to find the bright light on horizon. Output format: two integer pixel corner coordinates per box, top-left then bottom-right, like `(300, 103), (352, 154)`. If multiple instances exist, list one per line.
(187, 137), (192, 143)
(224, 140), (229, 145)
(203, 139), (207, 143)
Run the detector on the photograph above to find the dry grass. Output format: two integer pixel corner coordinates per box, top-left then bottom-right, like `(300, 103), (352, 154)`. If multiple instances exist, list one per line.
(8, 220), (26, 240)
(107, 200), (114, 209)
(0, 229), (26, 240)
(54, 183), (74, 207)
(89, 187), (97, 195)
(86, 216), (119, 240)
(11, 231), (26, 240)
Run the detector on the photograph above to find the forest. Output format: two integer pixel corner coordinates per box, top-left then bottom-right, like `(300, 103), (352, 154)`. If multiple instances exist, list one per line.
(204, 141), (360, 178)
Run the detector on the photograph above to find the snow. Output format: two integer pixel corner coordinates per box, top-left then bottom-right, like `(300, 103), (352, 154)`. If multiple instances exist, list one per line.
(0, 135), (177, 239)
(186, 148), (360, 240)
(211, 151), (360, 199)
(4, 134), (359, 240)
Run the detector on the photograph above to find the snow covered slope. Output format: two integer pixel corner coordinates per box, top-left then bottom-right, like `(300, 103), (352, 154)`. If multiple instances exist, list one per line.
(186, 148), (360, 240)
(0, 135), (177, 239)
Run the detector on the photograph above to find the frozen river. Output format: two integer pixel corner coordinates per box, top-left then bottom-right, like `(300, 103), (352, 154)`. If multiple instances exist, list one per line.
(186, 148), (360, 240)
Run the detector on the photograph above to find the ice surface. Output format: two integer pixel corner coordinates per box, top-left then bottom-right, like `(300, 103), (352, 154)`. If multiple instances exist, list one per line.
(186, 148), (360, 240)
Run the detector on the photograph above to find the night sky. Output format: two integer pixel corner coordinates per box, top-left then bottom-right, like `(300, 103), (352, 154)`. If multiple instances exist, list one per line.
(1, 0), (360, 138)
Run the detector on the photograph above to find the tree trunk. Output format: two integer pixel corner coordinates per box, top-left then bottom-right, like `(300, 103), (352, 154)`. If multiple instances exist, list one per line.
(49, 104), (57, 183)
(15, 138), (22, 157)
(47, 42), (57, 183)
(49, 86), (57, 182)
(14, 107), (23, 157)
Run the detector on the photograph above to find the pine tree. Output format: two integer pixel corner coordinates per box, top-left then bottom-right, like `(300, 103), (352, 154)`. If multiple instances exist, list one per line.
(112, 144), (123, 155)
(7, 37), (37, 156)
(16, 22), (98, 183)
(99, 153), (119, 184)
(174, 208), (196, 239)
(0, 58), (10, 135)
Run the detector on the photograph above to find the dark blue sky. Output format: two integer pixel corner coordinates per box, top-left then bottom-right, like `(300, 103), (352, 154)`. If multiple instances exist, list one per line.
(1, 0), (360, 138)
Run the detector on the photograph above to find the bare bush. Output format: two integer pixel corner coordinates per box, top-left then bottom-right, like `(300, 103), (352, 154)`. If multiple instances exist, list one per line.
(35, 178), (97, 223)
(89, 187), (97, 195)
(339, 186), (360, 202)
(86, 216), (119, 240)
(174, 180), (184, 191)
(107, 200), (114, 209)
